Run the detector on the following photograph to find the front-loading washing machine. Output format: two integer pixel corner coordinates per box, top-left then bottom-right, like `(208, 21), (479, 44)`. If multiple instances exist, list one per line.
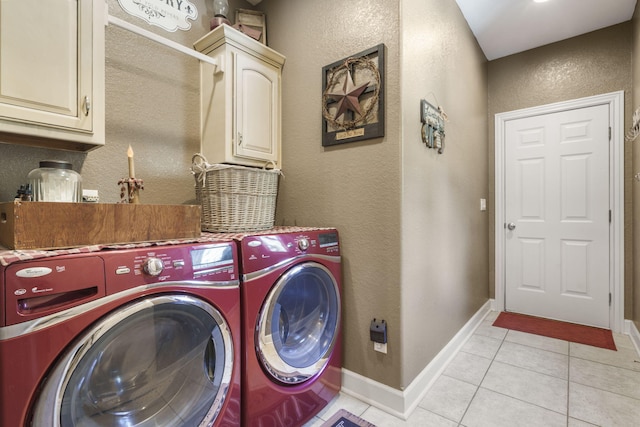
(0, 240), (241, 427)
(235, 227), (342, 427)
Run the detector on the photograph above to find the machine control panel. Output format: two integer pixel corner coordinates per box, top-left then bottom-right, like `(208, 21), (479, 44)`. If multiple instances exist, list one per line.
(241, 229), (340, 274)
(142, 257), (164, 276)
(104, 242), (238, 294)
(0, 241), (238, 325)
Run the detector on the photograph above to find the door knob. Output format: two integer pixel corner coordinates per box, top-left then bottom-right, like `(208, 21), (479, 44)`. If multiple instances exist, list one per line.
(507, 222), (516, 231)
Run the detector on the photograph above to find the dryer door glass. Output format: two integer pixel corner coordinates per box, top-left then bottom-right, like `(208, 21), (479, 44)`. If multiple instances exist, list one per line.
(31, 295), (234, 427)
(257, 262), (340, 384)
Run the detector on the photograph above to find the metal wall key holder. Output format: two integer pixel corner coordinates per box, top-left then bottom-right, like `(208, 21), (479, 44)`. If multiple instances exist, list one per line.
(420, 99), (447, 154)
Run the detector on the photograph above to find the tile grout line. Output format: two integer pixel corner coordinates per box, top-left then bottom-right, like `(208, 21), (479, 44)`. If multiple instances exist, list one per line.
(566, 339), (640, 425)
(456, 327), (509, 426)
(568, 377), (640, 404)
(486, 339), (570, 382)
(566, 341), (571, 427)
(569, 344), (640, 402)
(569, 354), (640, 373)
(470, 329), (571, 420)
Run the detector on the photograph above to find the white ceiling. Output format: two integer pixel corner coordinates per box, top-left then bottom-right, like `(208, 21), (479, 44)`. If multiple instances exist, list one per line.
(455, 0), (637, 60)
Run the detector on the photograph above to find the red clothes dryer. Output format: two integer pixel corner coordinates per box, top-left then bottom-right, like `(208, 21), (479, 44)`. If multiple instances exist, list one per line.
(0, 241), (241, 427)
(237, 228), (342, 427)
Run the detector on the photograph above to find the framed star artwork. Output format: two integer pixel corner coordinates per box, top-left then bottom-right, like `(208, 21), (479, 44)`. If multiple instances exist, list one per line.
(321, 44), (385, 146)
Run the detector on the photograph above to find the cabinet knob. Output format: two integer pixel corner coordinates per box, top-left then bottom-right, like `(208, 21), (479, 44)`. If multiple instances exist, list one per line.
(83, 96), (91, 116)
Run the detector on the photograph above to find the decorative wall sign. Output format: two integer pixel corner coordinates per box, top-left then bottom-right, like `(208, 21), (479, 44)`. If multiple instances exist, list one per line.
(420, 99), (447, 154)
(322, 44), (385, 146)
(118, 0), (198, 32)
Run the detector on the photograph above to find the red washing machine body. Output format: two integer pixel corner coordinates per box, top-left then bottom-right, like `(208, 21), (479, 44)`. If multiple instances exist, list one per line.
(0, 241), (241, 427)
(238, 228), (342, 427)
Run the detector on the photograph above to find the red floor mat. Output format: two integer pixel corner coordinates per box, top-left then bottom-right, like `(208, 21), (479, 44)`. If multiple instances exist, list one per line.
(493, 312), (617, 351)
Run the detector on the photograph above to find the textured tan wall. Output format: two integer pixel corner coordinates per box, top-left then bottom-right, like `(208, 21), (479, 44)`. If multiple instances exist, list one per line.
(0, 0), (246, 204)
(487, 23), (634, 319)
(261, 0), (489, 391)
(400, 0), (489, 387)
(0, 0), (488, 391)
(259, 0), (403, 388)
(3, 0), (631, 394)
(632, 7), (640, 330)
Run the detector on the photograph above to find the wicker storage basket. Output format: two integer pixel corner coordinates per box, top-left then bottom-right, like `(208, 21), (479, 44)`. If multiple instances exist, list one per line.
(192, 154), (281, 232)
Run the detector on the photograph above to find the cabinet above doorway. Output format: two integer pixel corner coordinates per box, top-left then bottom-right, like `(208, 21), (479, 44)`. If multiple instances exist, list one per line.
(194, 25), (285, 168)
(0, 0), (105, 151)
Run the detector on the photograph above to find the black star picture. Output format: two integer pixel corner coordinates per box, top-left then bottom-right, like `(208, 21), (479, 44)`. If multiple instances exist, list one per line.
(322, 44), (385, 146)
(326, 70), (370, 119)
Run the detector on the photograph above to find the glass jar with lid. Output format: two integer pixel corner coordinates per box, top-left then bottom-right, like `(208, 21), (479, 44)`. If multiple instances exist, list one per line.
(28, 160), (82, 202)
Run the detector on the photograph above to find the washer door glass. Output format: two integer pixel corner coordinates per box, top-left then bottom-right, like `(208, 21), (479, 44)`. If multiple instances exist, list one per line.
(32, 295), (234, 427)
(257, 262), (340, 384)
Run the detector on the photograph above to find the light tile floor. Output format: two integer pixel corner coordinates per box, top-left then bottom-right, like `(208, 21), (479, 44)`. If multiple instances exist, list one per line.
(304, 311), (640, 427)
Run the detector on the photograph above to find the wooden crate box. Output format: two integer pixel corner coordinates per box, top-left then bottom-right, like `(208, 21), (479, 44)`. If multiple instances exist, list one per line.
(0, 201), (201, 250)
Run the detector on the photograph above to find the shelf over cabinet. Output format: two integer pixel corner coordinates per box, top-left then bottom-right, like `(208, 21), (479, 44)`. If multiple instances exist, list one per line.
(194, 25), (285, 168)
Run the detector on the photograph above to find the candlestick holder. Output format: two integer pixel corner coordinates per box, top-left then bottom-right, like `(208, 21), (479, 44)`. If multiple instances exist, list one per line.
(118, 177), (144, 204)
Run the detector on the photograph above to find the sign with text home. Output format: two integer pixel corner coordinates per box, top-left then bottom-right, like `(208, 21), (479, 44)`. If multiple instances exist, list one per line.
(118, 0), (198, 32)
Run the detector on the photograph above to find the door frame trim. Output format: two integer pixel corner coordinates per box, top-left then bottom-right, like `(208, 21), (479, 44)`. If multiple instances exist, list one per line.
(494, 91), (624, 332)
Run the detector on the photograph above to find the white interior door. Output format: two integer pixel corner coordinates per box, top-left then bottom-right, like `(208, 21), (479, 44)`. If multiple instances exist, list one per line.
(504, 104), (610, 328)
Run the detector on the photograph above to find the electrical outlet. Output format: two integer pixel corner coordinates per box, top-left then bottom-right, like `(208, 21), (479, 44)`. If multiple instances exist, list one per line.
(82, 189), (99, 203)
(374, 342), (387, 354)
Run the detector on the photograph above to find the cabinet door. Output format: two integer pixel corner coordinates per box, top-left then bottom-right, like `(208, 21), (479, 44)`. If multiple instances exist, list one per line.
(234, 52), (280, 164)
(0, 0), (93, 132)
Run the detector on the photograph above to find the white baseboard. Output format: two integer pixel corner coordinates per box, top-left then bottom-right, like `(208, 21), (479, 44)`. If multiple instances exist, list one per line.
(341, 305), (640, 420)
(625, 319), (640, 357)
(340, 300), (493, 419)
(340, 369), (406, 419)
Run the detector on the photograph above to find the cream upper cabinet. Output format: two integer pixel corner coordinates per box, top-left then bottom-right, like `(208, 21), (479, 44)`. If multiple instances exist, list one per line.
(0, 0), (105, 151)
(194, 25), (285, 168)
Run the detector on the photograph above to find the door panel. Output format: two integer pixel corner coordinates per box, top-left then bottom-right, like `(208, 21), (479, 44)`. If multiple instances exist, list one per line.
(31, 295), (234, 427)
(505, 104), (610, 328)
(235, 52), (279, 163)
(0, 0), (93, 131)
(256, 262), (340, 384)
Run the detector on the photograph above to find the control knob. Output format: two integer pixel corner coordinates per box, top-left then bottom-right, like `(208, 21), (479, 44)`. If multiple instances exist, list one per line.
(143, 257), (164, 276)
(297, 238), (310, 251)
